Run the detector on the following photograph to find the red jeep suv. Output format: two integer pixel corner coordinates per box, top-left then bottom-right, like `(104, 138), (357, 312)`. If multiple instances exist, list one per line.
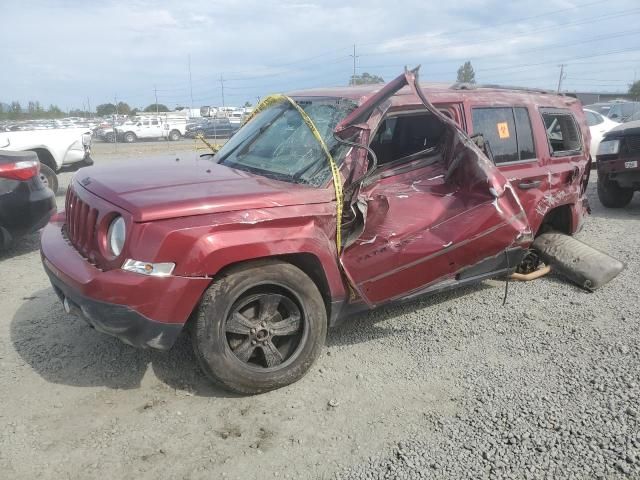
(41, 69), (590, 393)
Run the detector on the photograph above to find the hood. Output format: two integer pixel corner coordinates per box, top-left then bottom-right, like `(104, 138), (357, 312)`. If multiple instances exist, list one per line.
(76, 154), (332, 222)
(604, 120), (640, 139)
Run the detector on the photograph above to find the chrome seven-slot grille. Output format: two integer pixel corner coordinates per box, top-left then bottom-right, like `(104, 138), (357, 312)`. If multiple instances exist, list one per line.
(64, 186), (98, 257)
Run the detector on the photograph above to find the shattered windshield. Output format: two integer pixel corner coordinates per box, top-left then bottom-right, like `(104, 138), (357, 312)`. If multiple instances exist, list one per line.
(214, 97), (358, 186)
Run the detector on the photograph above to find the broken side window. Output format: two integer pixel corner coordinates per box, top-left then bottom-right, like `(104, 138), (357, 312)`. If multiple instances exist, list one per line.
(541, 110), (582, 156)
(369, 111), (445, 167)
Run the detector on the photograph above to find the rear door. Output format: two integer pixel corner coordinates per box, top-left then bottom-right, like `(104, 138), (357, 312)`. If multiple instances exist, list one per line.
(337, 68), (531, 306)
(470, 106), (548, 232)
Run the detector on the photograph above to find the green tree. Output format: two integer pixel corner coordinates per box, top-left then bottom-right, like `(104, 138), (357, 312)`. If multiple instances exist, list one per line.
(630, 80), (640, 98)
(243, 101), (253, 108)
(96, 103), (117, 116)
(117, 102), (131, 115)
(350, 72), (384, 85)
(456, 61), (476, 84)
(47, 105), (63, 118)
(144, 103), (169, 112)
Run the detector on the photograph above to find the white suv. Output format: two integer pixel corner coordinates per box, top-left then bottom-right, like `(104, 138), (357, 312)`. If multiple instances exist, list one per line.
(115, 116), (184, 142)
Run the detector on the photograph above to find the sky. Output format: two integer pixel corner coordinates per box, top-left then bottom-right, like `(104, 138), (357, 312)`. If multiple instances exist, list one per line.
(1, 0), (639, 111)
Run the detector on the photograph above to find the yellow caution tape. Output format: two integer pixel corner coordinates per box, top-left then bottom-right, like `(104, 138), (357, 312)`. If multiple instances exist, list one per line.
(195, 133), (222, 153)
(244, 95), (344, 254)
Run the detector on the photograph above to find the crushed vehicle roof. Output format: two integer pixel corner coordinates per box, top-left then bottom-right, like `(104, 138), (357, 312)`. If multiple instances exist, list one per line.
(288, 82), (580, 110)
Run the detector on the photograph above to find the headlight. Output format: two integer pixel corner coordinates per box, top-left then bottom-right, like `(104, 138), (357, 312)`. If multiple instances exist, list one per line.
(597, 139), (620, 156)
(107, 216), (126, 256)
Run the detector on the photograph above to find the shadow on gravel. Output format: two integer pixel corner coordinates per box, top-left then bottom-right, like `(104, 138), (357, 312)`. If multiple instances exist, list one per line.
(10, 288), (237, 398)
(0, 232), (41, 260)
(328, 282), (493, 348)
(13, 281), (493, 395)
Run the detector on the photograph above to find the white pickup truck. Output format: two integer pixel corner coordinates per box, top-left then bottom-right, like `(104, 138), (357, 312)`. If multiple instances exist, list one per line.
(0, 128), (92, 194)
(114, 116), (186, 143)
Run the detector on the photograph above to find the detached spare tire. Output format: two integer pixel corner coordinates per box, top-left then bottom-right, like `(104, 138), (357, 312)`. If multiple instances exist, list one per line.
(532, 233), (624, 290)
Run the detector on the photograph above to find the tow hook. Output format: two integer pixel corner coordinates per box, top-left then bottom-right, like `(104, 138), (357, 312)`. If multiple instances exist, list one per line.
(62, 296), (80, 316)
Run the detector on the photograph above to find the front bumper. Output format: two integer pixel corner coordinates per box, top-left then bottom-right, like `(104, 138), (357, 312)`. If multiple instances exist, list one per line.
(40, 219), (211, 350)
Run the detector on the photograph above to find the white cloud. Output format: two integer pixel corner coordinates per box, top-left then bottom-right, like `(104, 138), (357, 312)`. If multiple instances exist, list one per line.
(0, 0), (638, 109)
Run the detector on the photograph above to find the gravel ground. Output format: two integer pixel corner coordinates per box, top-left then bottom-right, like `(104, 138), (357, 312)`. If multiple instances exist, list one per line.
(0, 142), (638, 479)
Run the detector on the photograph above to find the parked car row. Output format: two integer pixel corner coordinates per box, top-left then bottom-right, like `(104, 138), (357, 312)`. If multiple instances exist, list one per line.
(585, 100), (640, 123)
(184, 117), (240, 138)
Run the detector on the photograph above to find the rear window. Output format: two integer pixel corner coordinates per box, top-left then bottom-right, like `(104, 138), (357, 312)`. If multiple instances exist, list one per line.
(471, 107), (536, 164)
(585, 110), (603, 127)
(541, 110), (582, 156)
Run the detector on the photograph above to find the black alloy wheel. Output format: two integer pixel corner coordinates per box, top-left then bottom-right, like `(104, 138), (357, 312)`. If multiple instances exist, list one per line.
(225, 292), (303, 368)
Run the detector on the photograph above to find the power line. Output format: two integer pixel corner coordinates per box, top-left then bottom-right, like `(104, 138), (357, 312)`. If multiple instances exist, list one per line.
(358, 10), (640, 62)
(358, 0), (611, 51)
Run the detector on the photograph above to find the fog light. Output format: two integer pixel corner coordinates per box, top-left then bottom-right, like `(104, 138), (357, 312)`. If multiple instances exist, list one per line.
(122, 259), (175, 277)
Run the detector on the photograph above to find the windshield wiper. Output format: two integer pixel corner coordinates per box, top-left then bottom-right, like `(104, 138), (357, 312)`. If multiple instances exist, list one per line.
(226, 163), (302, 184)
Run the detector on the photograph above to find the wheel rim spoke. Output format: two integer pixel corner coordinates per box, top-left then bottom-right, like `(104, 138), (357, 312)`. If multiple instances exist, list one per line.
(259, 295), (280, 322)
(226, 312), (256, 335)
(226, 291), (304, 369)
(260, 340), (284, 367)
(233, 337), (257, 363)
(270, 312), (301, 336)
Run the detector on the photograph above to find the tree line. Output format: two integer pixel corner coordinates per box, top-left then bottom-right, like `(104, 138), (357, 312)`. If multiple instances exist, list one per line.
(4, 63), (638, 121)
(0, 100), (172, 121)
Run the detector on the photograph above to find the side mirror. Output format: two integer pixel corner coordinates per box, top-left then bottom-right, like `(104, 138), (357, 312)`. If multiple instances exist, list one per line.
(470, 133), (495, 163)
(610, 114), (619, 119)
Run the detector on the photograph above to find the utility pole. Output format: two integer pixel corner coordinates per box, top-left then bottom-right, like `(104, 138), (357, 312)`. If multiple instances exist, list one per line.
(87, 97), (91, 118)
(220, 74), (225, 107)
(188, 56), (194, 110)
(114, 95), (118, 150)
(556, 64), (566, 93)
(188, 54), (194, 111)
(154, 85), (159, 115)
(349, 44), (359, 85)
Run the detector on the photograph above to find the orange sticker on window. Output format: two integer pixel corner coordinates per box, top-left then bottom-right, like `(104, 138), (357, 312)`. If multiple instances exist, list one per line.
(497, 122), (510, 139)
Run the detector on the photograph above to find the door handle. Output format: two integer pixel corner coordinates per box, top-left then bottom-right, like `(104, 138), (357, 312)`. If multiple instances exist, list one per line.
(518, 180), (541, 190)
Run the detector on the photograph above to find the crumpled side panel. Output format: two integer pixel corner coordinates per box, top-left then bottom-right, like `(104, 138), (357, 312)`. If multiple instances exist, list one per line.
(339, 67), (532, 306)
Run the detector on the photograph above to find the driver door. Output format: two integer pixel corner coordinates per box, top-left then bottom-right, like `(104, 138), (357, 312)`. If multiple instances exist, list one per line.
(337, 68), (531, 306)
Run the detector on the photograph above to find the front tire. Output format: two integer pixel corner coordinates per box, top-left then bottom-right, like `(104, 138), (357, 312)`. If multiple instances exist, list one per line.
(39, 164), (59, 194)
(169, 129), (181, 141)
(192, 260), (327, 394)
(124, 132), (136, 143)
(597, 174), (633, 208)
